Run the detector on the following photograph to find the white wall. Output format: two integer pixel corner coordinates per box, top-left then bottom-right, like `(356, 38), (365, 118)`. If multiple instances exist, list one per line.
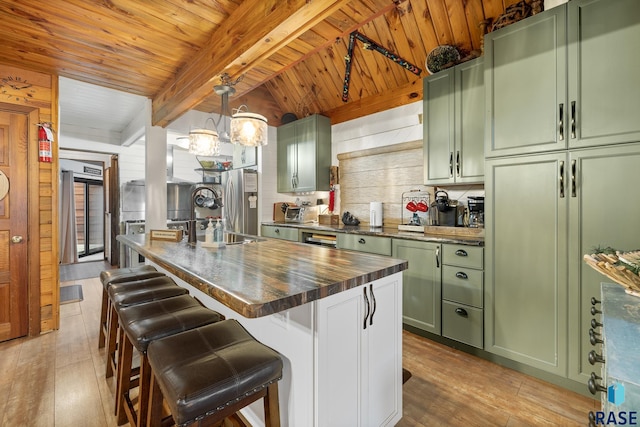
(61, 99), (482, 228)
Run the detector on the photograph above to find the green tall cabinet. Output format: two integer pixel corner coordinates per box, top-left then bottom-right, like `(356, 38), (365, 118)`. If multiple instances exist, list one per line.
(485, 153), (569, 376)
(484, 0), (640, 382)
(423, 57), (484, 185)
(277, 114), (331, 193)
(485, 0), (640, 158)
(392, 239), (441, 335)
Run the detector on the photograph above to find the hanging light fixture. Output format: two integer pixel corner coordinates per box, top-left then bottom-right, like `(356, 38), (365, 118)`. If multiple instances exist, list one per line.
(230, 106), (268, 146)
(188, 117), (220, 156)
(187, 73), (267, 155)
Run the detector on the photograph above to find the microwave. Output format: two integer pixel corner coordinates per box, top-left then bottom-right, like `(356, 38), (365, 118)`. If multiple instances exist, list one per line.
(285, 206), (318, 223)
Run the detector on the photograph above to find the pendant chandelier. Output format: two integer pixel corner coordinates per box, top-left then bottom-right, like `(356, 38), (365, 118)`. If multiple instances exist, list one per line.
(188, 74), (267, 156)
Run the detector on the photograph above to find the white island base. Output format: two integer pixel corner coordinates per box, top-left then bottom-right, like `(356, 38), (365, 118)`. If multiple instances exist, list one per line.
(154, 264), (403, 427)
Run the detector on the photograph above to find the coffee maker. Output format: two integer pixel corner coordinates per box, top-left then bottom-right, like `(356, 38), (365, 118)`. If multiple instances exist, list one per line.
(467, 196), (484, 228)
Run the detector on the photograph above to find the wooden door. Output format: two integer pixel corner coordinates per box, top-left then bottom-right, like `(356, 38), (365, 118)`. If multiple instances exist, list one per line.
(0, 110), (29, 341)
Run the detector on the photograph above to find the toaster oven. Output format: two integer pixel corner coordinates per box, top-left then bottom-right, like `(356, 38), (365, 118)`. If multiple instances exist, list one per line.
(285, 206), (318, 223)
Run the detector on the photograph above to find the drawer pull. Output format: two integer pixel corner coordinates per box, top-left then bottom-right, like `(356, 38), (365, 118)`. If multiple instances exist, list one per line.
(455, 249), (468, 257)
(358, 238), (366, 244)
(274, 229), (280, 234)
(590, 306), (602, 316)
(588, 350), (605, 365)
(455, 271), (468, 280)
(454, 307), (468, 317)
(591, 297), (601, 306)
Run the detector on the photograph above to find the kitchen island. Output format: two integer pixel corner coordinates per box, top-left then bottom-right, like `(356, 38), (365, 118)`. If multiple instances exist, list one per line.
(117, 233), (408, 427)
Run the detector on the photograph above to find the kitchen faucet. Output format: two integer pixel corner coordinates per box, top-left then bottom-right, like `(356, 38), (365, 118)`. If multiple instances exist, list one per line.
(188, 186), (223, 244)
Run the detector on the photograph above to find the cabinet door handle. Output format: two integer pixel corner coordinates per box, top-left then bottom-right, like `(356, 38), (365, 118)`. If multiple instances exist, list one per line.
(455, 307), (468, 317)
(455, 271), (468, 280)
(589, 333), (604, 346)
(358, 238), (366, 244)
(435, 247), (440, 268)
(570, 101), (576, 139)
(449, 152), (453, 178)
(559, 161), (565, 198)
(455, 150), (460, 177)
(588, 350), (605, 365)
(363, 287), (370, 330)
(588, 377), (607, 395)
(571, 159), (576, 197)
(558, 103), (564, 141)
(369, 284), (376, 326)
(455, 249), (468, 257)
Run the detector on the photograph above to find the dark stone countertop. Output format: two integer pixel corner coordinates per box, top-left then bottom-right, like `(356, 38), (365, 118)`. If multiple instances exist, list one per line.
(262, 222), (485, 246)
(117, 234), (408, 318)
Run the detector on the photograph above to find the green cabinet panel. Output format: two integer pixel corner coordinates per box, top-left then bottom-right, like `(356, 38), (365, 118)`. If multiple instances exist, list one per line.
(485, 0), (640, 157)
(338, 234), (391, 256)
(442, 301), (483, 349)
(424, 57), (484, 184)
(485, 153), (568, 375)
(567, 0), (640, 148)
(277, 114), (331, 193)
(260, 225), (299, 242)
(442, 266), (483, 309)
(484, 6), (566, 157)
(442, 244), (483, 269)
(567, 143), (640, 382)
(392, 239), (441, 335)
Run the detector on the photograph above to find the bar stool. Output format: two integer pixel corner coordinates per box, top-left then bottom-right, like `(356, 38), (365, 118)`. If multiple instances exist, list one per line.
(99, 266), (165, 349)
(147, 319), (283, 427)
(114, 294), (224, 427)
(105, 276), (188, 379)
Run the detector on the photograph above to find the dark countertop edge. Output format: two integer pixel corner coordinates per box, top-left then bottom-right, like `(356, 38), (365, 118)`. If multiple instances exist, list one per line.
(262, 222), (485, 246)
(117, 235), (408, 318)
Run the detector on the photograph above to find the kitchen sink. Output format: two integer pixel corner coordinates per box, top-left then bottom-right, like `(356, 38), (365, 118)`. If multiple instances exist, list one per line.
(197, 232), (265, 245)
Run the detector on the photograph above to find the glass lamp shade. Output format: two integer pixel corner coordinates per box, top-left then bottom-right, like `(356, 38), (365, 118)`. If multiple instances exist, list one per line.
(230, 112), (268, 146)
(188, 128), (220, 156)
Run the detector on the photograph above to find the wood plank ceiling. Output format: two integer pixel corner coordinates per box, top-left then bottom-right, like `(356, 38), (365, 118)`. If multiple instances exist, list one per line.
(0, 0), (517, 127)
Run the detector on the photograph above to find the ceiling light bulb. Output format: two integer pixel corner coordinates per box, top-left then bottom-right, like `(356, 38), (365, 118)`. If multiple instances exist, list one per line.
(230, 112), (268, 146)
(188, 128), (220, 156)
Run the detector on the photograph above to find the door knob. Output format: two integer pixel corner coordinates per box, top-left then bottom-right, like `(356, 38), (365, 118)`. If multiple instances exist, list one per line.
(11, 235), (23, 243)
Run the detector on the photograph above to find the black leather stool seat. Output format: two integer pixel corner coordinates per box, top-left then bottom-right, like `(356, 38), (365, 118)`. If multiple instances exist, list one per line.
(147, 319), (283, 427)
(108, 276), (188, 309)
(100, 265), (165, 288)
(118, 295), (224, 353)
(114, 295), (224, 427)
(98, 266), (166, 350)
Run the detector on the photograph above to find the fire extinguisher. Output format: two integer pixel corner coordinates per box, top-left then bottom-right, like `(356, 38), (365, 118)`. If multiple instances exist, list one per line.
(38, 123), (53, 163)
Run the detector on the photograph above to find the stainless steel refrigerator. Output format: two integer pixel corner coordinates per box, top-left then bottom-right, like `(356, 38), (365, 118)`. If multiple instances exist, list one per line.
(222, 168), (258, 235)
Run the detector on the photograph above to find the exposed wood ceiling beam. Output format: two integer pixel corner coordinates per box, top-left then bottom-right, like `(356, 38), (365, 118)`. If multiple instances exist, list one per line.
(152, 0), (351, 127)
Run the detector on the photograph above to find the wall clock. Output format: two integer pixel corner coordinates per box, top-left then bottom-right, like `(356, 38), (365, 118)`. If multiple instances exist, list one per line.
(0, 75), (35, 103)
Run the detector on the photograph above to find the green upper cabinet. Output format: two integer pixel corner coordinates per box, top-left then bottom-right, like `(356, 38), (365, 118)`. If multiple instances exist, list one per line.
(567, 0), (640, 148)
(424, 57), (484, 185)
(485, 0), (640, 157)
(484, 6), (566, 157)
(277, 114), (331, 193)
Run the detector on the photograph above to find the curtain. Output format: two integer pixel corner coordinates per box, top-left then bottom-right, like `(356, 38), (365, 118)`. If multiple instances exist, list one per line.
(59, 170), (78, 264)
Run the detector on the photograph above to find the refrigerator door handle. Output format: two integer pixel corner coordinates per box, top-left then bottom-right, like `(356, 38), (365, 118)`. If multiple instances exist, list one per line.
(225, 174), (236, 231)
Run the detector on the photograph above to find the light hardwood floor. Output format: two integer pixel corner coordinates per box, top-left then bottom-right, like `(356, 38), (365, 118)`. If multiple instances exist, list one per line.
(0, 275), (598, 426)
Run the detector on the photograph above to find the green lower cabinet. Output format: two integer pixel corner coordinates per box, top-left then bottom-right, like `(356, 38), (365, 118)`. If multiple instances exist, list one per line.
(442, 301), (483, 348)
(338, 234), (391, 256)
(392, 239), (441, 335)
(260, 225), (299, 242)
